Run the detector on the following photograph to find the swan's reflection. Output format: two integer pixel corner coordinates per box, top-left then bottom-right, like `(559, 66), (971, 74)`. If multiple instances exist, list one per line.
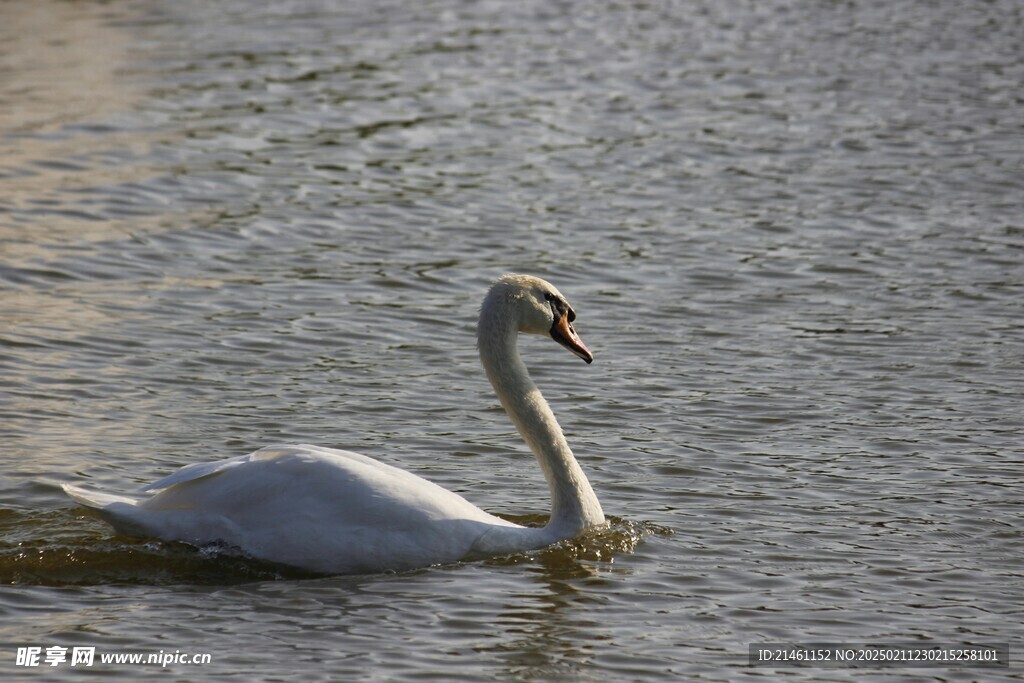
(475, 561), (618, 677)
(470, 516), (663, 679)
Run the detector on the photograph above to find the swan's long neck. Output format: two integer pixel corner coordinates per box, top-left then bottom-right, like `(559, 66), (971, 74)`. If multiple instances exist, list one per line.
(478, 298), (605, 534)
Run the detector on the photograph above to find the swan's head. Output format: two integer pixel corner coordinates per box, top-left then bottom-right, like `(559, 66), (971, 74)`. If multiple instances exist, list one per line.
(482, 274), (593, 363)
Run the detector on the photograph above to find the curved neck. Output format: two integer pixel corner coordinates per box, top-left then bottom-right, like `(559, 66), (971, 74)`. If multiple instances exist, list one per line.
(478, 302), (604, 535)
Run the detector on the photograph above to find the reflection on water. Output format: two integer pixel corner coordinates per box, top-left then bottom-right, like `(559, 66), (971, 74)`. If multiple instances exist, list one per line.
(2, 0), (1023, 681)
(0, 1), (137, 133)
(0, 0), (163, 243)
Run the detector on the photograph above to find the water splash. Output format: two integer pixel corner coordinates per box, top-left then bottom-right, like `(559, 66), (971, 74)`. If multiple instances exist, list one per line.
(482, 514), (673, 576)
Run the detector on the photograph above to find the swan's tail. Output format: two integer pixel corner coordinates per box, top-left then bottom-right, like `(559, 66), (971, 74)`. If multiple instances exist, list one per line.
(62, 483), (136, 509)
(62, 484), (152, 537)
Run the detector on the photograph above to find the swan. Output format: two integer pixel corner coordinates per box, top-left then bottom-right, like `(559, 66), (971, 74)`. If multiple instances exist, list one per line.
(63, 274), (606, 574)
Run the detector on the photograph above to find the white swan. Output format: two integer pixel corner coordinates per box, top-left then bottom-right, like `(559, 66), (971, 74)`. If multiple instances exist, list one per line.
(63, 274), (605, 574)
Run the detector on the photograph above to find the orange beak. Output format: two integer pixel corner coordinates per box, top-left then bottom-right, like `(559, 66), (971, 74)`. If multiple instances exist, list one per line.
(550, 307), (593, 364)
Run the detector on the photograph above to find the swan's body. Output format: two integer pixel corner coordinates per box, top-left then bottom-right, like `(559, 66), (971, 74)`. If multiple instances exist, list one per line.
(64, 274), (604, 574)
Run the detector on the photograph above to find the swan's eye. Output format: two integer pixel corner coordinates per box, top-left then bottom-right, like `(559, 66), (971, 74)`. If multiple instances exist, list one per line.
(543, 293), (576, 322)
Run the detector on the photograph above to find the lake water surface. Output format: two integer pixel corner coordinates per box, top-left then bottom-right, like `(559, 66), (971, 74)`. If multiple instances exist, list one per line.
(2, 0), (1022, 680)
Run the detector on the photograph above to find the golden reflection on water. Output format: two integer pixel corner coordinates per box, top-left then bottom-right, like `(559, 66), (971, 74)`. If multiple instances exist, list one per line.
(0, 1), (137, 134)
(0, 0), (168, 261)
(0, 2), (191, 494)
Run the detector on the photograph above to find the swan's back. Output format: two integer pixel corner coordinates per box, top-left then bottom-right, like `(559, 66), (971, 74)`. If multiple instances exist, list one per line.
(66, 445), (520, 574)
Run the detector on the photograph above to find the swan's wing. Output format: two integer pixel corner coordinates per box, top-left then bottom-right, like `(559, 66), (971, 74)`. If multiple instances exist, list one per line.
(138, 444), (496, 524)
(140, 446), (292, 492)
(66, 443), (522, 573)
(64, 444), (380, 530)
(142, 443), (400, 492)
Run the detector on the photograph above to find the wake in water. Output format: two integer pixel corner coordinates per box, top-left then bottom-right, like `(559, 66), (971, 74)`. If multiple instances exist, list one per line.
(1, 507), (669, 586)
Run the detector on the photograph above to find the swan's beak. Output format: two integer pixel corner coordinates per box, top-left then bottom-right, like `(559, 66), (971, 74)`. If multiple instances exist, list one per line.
(551, 309), (593, 364)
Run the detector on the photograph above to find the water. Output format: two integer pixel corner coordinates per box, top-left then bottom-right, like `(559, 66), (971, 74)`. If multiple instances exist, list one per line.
(2, 0), (1022, 679)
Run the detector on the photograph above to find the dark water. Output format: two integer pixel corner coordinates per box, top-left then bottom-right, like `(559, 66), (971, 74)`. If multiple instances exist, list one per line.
(2, 0), (1022, 680)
